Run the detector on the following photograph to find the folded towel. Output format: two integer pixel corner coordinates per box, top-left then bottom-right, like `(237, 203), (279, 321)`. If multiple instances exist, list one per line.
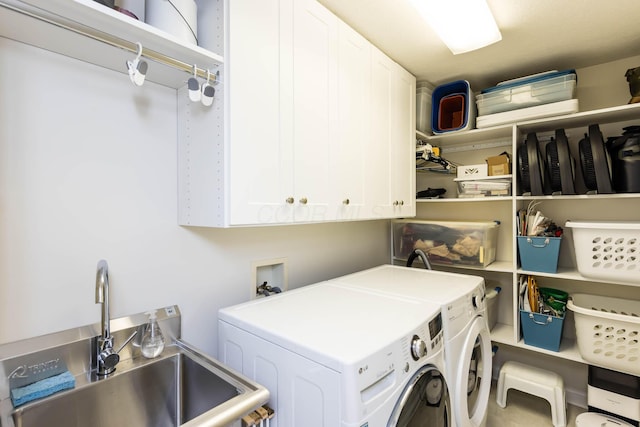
(11, 371), (76, 407)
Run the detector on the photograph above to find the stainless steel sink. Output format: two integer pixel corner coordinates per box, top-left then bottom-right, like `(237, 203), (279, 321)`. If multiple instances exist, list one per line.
(0, 307), (269, 427)
(12, 341), (266, 427)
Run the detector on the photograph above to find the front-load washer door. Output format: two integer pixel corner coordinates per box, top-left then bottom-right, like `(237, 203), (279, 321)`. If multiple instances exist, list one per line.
(454, 316), (492, 427)
(387, 364), (451, 427)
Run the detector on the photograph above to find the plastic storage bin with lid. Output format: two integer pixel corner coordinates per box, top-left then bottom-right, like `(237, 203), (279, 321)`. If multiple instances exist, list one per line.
(476, 69), (577, 116)
(392, 219), (500, 267)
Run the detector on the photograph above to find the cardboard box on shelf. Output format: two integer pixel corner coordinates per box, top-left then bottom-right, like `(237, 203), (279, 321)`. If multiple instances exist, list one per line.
(487, 153), (511, 176)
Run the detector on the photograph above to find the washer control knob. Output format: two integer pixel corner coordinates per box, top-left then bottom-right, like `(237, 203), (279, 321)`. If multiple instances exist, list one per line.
(410, 335), (427, 360)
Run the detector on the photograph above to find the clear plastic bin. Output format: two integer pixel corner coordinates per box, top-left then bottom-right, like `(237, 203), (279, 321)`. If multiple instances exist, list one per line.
(416, 83), (433, 135)
(454, 176), (511, 198)
(476, 72), (577, 116)
(392, 220), (500, 268)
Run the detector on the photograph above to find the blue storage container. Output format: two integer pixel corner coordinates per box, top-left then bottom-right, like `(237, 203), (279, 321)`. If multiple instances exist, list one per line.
(520, 310), (565, 351)
(517, 236), (562, 273)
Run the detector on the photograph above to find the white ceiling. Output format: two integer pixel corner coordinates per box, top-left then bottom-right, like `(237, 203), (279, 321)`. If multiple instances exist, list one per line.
(317, 0), (640, 90)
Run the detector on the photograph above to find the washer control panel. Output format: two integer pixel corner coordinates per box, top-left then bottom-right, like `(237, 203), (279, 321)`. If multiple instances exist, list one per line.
(408, 311), (443, 362)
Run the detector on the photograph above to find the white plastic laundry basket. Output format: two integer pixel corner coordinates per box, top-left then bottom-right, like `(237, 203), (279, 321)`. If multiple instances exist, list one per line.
(568, 293), (640, 376)
(565, 220), (640, 285)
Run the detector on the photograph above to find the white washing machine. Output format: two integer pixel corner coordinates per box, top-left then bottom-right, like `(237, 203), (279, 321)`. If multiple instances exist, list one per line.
(329, 265), (492, 427)
(218, 280), (451, 427)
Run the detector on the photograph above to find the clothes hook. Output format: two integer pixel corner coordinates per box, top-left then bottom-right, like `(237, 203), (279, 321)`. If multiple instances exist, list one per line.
(187, 64), (201, 102)
(126, 42), (147, 86)
(201, 69), (215, 107)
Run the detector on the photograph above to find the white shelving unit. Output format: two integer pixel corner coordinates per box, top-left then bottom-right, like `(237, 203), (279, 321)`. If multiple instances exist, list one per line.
(411, 102), (640, 366)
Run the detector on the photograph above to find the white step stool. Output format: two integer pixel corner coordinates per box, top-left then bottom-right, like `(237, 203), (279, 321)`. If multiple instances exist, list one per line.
(496, 361), (567, 427)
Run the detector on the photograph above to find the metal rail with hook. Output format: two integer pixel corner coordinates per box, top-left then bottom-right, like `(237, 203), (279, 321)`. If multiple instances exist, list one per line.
(0, 0), (221, 81)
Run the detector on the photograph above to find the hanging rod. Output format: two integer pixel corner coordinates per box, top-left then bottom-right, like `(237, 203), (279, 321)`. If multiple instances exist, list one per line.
(0, 0), (220, 80)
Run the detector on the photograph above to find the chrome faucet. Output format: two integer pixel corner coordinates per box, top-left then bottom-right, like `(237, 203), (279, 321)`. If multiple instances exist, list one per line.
(94, 259), (136, 376)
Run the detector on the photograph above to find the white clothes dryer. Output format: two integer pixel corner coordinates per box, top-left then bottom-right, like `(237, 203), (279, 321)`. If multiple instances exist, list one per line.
(218, 280), (451, 427)
(330, 265), (493, 427)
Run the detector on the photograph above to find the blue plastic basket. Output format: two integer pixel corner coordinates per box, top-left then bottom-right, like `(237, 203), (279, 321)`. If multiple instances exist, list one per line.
(520, 310), (565, 351)
(517, 236), (562, 273)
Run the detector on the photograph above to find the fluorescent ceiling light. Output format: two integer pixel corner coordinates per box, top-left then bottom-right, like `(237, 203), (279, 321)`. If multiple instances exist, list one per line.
(409, 0), (502, 55)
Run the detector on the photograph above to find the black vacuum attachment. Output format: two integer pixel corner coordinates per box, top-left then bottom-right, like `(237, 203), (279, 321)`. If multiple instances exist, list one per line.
(579, 124), (613, 194)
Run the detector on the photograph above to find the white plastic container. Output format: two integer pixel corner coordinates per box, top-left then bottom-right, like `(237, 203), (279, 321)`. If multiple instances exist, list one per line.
(568, 293), (640, 376)
(416, 82), (433, 135)
(146, 0), (198, 45)
(565, 220), (640, 285)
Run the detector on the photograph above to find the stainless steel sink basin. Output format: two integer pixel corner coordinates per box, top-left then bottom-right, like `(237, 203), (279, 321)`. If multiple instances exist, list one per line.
(11, 341), (267, 427)
(0, 308), (269, 427)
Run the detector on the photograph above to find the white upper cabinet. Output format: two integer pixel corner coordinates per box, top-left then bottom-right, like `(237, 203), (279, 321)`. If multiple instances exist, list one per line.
(177, 0), (417, 227)
(173, 0), (416, 227)
(334, 22), (371, 221)
(369, 48), (396, 218)
(226, 0), (294, 225)
(393, 66), (417, 218)
(291, 0), (338, 223)
(369, 47), (417, 219)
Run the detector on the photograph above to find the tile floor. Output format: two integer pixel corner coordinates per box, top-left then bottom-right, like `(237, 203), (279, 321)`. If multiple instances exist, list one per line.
(486, 380), (585, 426)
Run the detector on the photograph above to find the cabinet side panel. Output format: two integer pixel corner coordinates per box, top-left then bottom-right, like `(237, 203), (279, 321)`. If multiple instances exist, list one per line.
(177, 84), (225, 227)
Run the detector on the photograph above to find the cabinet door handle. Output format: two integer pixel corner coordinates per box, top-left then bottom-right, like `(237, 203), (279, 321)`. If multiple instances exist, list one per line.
(343, 199), (350, 205)
(285, 197), (294, 204)
(399, 200), (404, 206)
(393, 200), (399, 206)
(299, 197), (308, 205)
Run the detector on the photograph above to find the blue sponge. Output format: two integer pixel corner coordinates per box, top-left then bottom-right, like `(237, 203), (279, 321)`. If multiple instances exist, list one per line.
(11, 371), (76, 407)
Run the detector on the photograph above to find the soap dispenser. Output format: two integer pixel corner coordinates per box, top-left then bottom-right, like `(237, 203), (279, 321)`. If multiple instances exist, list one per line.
(141, 310), (165, 359)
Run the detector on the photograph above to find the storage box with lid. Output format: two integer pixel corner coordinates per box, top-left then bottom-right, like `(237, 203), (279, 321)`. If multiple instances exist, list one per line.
(392, 220), (500, 267)
(454, 175), (512, 198)
(565, 220), (640, 285)
(476, 70), (577, 116)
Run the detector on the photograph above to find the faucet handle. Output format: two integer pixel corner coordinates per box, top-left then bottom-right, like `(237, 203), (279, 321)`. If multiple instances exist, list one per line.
(97, 330), (137, 376)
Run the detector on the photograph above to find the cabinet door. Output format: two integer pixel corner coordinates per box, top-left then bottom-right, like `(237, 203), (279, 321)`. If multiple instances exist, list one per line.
(292, 0), (338, 223)
(228, 0), (294, 225)
(334, 22), (370, 221)
(393, 65), (416, 217)
(368, 47), (395, 218)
